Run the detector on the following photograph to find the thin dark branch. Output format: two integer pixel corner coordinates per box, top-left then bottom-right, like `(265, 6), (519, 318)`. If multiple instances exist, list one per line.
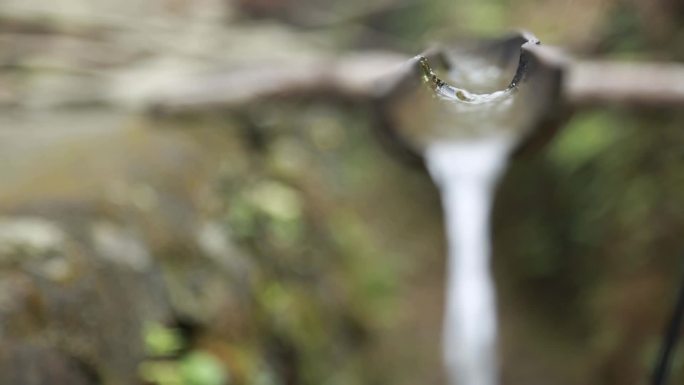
(652, 256), (684, 385)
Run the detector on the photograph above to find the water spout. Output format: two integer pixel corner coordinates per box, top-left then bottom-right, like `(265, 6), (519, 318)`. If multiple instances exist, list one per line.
(376, 32), (564, 385)
(419, 50), (520, 385)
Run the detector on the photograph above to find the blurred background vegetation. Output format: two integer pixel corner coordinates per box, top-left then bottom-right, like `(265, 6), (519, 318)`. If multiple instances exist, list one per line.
(0, 1), (683, 385)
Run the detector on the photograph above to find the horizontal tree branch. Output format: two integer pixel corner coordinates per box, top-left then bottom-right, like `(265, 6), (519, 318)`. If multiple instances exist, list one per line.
(565, 60), (684, 108)
(148, 48), (684, 115)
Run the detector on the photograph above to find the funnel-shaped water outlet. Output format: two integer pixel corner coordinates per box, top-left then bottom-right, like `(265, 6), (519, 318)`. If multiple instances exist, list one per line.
(375, 32), (567, 385)
(376, 31), (565, 160)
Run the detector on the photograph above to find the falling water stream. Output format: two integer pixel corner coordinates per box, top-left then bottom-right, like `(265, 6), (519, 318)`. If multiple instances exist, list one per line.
(415, 54), (524, 385)
(426, 137), (514, 385)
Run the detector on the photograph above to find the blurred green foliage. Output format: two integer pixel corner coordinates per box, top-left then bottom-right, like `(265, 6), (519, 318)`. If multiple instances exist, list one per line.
(141, 323), (229, 385)
(180, 353), (229, 385)
(145, 323), (186, 357)
(205, 103), (442, 385)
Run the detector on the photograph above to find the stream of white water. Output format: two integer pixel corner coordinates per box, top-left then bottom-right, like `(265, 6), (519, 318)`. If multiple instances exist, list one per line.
(426, 137), (515, 385)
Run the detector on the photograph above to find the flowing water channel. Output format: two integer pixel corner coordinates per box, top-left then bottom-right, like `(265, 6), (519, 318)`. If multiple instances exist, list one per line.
(415, 54), (524, 385)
